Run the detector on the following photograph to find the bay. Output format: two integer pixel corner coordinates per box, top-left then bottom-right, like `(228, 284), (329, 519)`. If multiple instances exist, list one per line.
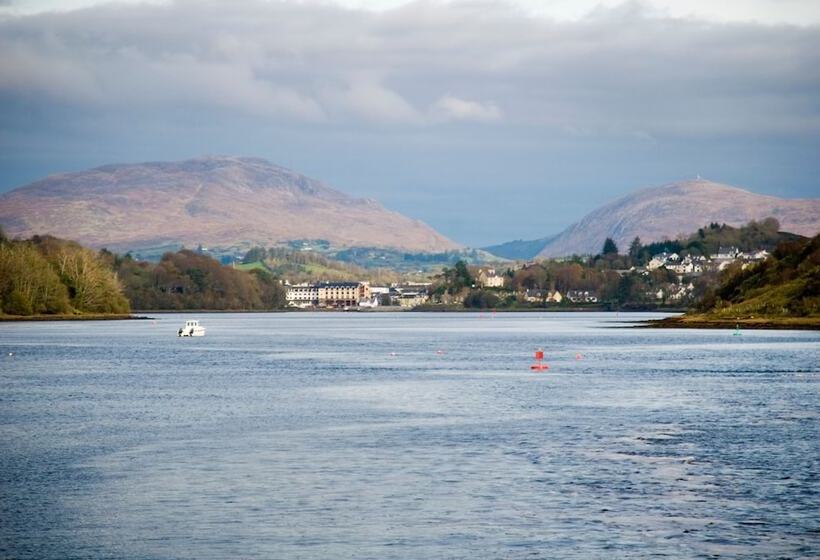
(1, 312), (818, 559)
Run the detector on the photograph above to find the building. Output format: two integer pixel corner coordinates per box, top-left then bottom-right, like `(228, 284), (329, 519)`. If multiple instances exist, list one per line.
(317, 281), (371, 307)
(397, 291), (429, 308)
(477, 268), (505, 289)
(285, 283), (319, 308)
(286, 281), (371, 308)
(523, 289), (563, 303)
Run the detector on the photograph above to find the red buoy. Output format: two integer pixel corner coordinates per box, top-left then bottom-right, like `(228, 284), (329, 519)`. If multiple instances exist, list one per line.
(531, 348), (549, 371)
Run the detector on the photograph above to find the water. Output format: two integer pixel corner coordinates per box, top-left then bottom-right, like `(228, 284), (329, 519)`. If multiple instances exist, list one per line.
(1, 312), (818, 559)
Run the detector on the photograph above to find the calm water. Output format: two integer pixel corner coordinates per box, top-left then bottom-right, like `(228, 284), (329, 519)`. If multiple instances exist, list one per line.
(1, 312), (818, 559)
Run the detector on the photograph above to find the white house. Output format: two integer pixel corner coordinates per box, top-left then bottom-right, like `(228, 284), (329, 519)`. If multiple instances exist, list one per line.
(477, 268), (505, 288)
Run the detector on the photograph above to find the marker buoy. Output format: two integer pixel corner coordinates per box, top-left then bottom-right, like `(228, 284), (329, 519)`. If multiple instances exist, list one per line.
(575, 353), (583, 360)
(531, 348), (549, 371)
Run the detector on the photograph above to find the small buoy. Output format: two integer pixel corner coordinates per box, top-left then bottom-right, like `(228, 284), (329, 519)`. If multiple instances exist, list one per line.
(575, 353), (583, 360)
(7, 352), (13, 357)
(531, 348), (549, 371)
(435, 350), (445, 355)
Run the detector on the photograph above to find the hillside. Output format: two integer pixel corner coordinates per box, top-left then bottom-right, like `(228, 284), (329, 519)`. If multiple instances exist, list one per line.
(538, 179), (820, 257)
(481, 235), (556, 260)
(653, 234), (820, 329)
(0, 156), (459, 254)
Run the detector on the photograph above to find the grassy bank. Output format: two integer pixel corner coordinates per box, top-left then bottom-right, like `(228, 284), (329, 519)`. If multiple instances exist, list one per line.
(644, 314), (820, 330)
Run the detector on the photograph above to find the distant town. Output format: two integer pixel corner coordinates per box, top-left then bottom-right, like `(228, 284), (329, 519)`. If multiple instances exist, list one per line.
(282, 245), (770, 310)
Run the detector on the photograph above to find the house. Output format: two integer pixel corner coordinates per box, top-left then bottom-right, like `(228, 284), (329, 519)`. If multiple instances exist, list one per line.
(667, 282), (695, 301)
(477, 268), (505, 289)
(523, 290), (563, 303)
(397, 291), (429, 308)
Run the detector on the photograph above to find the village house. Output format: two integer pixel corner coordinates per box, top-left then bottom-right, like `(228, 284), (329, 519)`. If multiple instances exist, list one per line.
(397, 291), (430, 308)
(667, 282), (695, 302)
(523, 289), (563, 304)
(477, 268), (506, 288)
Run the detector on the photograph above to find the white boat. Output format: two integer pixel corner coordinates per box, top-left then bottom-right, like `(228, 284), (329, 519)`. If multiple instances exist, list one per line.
(178, 320), (206, 337)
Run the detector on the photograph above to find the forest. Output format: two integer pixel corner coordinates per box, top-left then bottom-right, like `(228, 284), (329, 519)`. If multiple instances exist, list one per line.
(0, 231), (129, 316)
(0, 230), (287, 316)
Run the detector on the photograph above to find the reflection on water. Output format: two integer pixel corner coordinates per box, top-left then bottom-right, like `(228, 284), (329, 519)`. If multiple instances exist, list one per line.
(1, 312), (818, 559)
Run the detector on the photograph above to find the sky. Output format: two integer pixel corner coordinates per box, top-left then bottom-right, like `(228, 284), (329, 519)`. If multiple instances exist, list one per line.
(1, 0), (819, 246)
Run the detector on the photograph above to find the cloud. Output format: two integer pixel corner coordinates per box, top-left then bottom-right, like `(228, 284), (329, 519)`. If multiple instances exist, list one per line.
(0, 0), (816, 139)
(432, 95), (502, 122)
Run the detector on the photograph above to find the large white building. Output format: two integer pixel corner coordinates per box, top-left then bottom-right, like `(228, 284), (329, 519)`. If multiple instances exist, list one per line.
(285, 281), (371, 308)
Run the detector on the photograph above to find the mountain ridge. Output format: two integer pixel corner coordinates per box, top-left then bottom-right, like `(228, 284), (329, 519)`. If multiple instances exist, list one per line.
(0, 156), (460, 253)
(537, 179), (820, 257)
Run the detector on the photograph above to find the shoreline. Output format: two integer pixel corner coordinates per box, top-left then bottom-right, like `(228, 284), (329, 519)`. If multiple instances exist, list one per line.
(0, 313), (151, 322)
(641, 316), (820, 331)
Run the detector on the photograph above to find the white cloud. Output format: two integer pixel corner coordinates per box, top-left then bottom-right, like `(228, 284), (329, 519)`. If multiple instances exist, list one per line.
(432, 95), (502, 123)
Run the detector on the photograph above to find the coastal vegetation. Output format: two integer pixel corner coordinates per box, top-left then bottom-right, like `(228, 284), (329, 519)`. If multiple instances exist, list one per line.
(0, 231), (289, 317)
(113, 250), (286, 311)
(657, 233), (820, 328)
(0, 230), (129, 317)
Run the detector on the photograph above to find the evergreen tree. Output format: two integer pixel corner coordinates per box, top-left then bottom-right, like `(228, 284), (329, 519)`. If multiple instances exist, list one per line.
(602, 238), (619, 256)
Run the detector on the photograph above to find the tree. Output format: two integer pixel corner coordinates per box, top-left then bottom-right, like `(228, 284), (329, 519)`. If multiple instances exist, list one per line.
(602, 238), (619, 256)
(628, 237), (642, 263)
(463, 289), (499, 309)
(0, 241), (71, 315)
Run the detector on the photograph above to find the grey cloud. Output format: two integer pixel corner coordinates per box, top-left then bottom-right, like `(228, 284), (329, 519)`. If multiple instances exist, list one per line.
(0, 0), (817, 135)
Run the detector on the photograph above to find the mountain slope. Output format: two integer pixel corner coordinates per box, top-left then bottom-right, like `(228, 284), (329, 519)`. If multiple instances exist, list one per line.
(538, 179), (820, 257)
(481, 235), (557, 260)
(0, 156), (459, 253)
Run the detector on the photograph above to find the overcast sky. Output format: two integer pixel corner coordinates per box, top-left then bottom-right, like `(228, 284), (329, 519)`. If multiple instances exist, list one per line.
(1, 0), (818, 246)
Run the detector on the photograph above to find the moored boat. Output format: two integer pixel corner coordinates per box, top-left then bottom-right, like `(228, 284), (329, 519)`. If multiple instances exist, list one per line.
(178, 320), (205, 337)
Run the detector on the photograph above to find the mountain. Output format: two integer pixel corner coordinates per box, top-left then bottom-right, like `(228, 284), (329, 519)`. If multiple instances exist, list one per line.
(481, 235), (557, 260)
(537, 179), (820, 257)
(0, 156), (459, 253)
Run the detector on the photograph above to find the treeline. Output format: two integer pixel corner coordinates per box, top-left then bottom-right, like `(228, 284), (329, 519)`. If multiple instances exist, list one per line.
(629, 218), (792, 264)
(0, 230), (289, 315)
(115, 250), (286, 310)
(696, 233), (820, 318)
(0, 231), (129, 316)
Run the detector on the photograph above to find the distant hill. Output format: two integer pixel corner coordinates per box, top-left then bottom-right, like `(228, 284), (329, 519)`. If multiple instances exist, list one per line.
(481, 235), (556, 260)
(537, 179), (820, 257)
(0, 156), (459, 253)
